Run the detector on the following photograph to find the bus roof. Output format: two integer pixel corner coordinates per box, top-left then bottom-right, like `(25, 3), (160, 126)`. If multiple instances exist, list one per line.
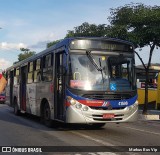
(6, 37), (134, 71)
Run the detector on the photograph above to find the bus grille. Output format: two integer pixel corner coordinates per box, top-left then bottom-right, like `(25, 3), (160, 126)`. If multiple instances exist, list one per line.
(82, 94), (132, 100)
(90, 107), (125, 110)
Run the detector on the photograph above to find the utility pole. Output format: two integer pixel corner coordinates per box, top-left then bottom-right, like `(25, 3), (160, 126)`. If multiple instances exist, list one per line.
(156, 73), (160, 109)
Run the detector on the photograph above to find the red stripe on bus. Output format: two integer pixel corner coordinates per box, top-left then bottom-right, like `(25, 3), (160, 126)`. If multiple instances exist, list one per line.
(66, 101), (70, 107)
(65, 100), (104, 107)
(78, 100), (103, 107)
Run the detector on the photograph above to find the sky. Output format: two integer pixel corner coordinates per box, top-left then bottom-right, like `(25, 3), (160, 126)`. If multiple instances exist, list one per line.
(0, 0), (160, 69)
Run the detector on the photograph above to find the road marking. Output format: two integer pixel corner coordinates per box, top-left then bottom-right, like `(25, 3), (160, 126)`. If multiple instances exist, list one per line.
(88, 153), (118, 155)
(69, 131), (148, 155)
(124, 126), (160, 136)
(70, 131), (114, 146)
(75, 153), (118, 155)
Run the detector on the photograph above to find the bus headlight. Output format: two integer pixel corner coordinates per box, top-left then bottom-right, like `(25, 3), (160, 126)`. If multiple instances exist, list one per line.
(67, 96), (88, 110)
(135, 100), (139, 106)
(82, 106), (89, 111)
(67, 96), (76, 105)
(128, 106), (132, 111)
(128, 101), (138, 111)
(70, 98), (76, 105)
(132, 101), (138, 108)
(76, 103), (82, 109)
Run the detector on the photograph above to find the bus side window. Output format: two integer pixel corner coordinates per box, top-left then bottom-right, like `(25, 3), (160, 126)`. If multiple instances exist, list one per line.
(14, 68), (20, 85)
(7, 72), (10, 86)
(28, 62), (33, 83)
(34, 58), (41, 83)
(42, 54), (53, 81)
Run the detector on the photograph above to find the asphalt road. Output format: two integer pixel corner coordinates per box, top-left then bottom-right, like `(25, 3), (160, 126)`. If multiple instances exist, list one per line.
(0, 104), (160, 155)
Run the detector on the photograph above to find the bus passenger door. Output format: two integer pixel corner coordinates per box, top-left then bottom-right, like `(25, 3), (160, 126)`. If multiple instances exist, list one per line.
(54, 52), (65, 121)
(20, 66), (27, 111)
(9, 70), (14, 106)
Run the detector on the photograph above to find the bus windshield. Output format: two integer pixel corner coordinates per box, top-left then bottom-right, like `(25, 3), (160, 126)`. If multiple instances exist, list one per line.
(68, 53), (136, 91)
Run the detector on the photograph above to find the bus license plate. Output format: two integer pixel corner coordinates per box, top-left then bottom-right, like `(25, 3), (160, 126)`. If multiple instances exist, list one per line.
(103, 114), (114, 119)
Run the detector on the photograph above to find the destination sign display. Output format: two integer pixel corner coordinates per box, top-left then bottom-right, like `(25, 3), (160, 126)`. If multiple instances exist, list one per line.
(70, 39), (133, 52)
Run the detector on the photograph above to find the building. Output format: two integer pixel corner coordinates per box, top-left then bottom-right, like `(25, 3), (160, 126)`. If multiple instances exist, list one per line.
(136, 63), (160, 108)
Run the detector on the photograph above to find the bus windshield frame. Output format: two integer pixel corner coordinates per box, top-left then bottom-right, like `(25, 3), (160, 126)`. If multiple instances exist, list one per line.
(67, 51), (136, 92)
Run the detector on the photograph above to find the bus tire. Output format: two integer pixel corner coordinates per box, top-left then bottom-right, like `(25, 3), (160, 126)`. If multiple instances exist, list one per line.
(14, 99), (20, 116)
(43, 102), (53, 128)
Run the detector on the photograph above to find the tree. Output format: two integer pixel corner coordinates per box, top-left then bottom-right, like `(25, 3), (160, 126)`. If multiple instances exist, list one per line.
(47, 22), (107, 49)
(47, 39), (62, 48)
(18, 48), (36, 62)
(105, 25), (128, 40)
(108, 3), (160, 114)
(65, 22), (107, 37)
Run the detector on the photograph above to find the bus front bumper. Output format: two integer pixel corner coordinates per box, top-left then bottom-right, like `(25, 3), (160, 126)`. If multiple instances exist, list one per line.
(66, 103), (138, 124)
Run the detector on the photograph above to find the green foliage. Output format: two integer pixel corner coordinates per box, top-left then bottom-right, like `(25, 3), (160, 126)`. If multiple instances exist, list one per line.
(2, 71), (6, 78)
(106, 25), (128, 40)
(13, 61), (18, 65)
(47, 39), (62, 48)
(65, 22), (107, 37)
(18, 48), (36, 62)
(47, 22), (107, 48)
(108, 3), (160, 48)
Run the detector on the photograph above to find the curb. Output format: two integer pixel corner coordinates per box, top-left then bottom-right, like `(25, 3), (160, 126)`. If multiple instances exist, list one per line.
(139, 114), (160, 121)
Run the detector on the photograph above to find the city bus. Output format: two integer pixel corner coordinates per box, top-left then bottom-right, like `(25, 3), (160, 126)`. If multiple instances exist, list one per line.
(5, 37), (138, 128)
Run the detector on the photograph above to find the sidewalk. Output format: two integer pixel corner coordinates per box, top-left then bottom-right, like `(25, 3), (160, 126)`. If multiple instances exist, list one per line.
(139, 110), (160, 121)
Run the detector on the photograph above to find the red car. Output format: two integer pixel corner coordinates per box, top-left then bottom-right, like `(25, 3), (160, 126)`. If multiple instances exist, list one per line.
(0, 91), (6, 104)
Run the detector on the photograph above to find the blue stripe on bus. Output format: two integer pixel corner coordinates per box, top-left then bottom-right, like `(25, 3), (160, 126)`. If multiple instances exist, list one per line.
(66, 89), (137, 108)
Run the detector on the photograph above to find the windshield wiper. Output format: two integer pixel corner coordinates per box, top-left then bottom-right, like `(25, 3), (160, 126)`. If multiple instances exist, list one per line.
(86, 51), (102, 71)
(86, 51), (105, 87)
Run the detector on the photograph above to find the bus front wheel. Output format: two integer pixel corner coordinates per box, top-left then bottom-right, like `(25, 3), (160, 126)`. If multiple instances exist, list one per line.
(42, 102), (53, 128)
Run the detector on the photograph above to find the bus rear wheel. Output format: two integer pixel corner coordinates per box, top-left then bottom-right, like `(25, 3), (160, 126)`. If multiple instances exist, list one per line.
(14, 99), (20, 116)
(42, 102), (53, 127)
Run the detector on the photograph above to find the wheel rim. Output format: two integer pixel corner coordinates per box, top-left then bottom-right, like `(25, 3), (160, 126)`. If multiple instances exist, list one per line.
(44, 107), (50, 121)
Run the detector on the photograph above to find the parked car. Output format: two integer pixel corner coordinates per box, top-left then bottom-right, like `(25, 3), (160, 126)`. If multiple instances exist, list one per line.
(0, 90), (6, 104)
